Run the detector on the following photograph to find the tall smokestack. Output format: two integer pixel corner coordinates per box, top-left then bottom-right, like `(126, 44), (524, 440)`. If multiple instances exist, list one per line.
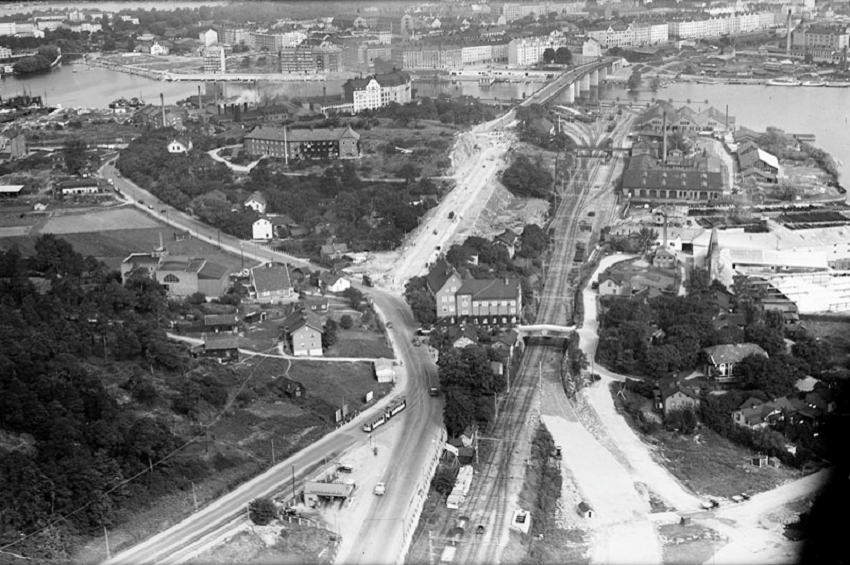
(197, 85), (202, 111)
(663, 213), (668, 248)
(160, 93), (165, 127)
(662, 111), (668, 164)
(786, 10), (792, 56)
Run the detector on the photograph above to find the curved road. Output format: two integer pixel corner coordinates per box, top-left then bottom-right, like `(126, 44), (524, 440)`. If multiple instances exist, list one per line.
(99, 165), (443, 565)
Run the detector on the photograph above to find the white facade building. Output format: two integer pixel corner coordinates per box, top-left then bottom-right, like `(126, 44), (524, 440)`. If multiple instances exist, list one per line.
(507, 36), (561, 66)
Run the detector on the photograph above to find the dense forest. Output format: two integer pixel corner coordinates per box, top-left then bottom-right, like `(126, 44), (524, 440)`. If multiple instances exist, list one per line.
(116, 128), (436, 255)
(0, 236), (240, 561)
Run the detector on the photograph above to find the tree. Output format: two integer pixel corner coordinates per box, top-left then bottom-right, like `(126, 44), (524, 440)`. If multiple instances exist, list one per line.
(322, 319), (338, 348)
(627, 71), (642, 92)
(501, 154), (553, 198)
(518, 223), (547, 258)
(554, 46), (572, 65)
(63, 139), (88, 175)
(248, 497), (277, 525)
(542, 47), (556, 63)
(339, 314), (353, 330)
(404, 276), (437, 327)
(432, 466), (458, 496)
(636, 227), (659, 254)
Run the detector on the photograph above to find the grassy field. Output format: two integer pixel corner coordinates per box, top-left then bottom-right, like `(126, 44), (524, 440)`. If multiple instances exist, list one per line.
(1, 215), (258, 272)
(241, 357), (391, 416)
(645, 428), (799, 498)
(325, 327), (394, 359)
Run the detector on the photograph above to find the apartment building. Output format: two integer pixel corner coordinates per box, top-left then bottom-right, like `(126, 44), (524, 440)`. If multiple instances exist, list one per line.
(243, 125), (361, 160)
(342, 72), (412, 112)
(791, 26), (849, 61)
(426, 258), (523, 325)
(203, 45), (226, 73)
(507, 36), (562, 66)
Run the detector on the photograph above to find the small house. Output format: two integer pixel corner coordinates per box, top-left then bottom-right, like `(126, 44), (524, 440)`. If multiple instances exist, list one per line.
(374, 358), (396, 383)
(203, 313), (240, 333)
(703, 343), (768, 382)
(652, 248), (677, 269)
(493, 228), (520, 259)
(167, 137), (193, 154)
(280, 377), (305, 399)
(655, 376), (700, 417)
(319, 271), (350, 293)
(250, 263), (295, 304)
(202, 335), (239, 361)
(284, 307), (324, 357)
(578, 501), (594, 519)
(597, 272), (628, 296)
(320, 243), (349, 260)
(244, 191), (267, 215)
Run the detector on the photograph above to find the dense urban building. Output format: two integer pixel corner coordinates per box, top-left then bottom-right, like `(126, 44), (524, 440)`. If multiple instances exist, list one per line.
(790, 26), (849, 62)
(280, 41), (342, 74)
(243, 125), (361, 160)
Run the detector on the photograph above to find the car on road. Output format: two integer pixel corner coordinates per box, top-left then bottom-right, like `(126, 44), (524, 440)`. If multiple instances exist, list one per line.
(476, 525), (485, 535)
(138, 200), (145, 206)
(147, 204), (154, 209)
(412, 339), (421, 346)
(386, 322), (393, 329)
(374, 482), (386, 496)
(429, 387), (439, 397)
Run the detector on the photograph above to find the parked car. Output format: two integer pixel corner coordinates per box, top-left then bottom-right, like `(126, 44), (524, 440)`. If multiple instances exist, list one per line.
(476, 525), (485, 535)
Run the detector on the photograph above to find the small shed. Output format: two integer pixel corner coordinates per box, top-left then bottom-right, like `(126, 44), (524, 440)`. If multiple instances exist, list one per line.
(303, 481), (355, 508)
(374, 359), (396, 383)
(280, 377), (305, 399)
(751, 454), (768, 468)
(578, 501), (594, 519)
(203, 313), (240, 333)
(202, 335), (239, 361)
(768, 456), (781, 468)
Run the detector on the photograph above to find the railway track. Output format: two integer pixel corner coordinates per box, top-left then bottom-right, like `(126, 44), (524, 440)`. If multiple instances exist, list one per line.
(452, 108), (633, 565)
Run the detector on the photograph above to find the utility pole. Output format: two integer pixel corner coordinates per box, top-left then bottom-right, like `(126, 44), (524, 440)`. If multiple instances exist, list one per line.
(428, 530), (435, 565)
(291, 465), (296, 502)
(192, 481), (198, 512)
(271, 438), (276, 465)
(104, 526), (110, 560)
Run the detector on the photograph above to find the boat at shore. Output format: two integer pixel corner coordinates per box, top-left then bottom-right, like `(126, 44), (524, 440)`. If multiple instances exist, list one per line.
(801, 80), (826, 87)
(766, 77), (802, 86)
(825, 81), (850, 88)
(696, 78), (717, 84)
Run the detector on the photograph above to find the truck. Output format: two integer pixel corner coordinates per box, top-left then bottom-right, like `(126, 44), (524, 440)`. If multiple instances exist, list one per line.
(374, 482), (386, 495)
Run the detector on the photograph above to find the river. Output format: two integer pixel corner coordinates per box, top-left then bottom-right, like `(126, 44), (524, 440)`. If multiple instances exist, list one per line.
(0, 1), (228, 16)
(0, 63), (344, 108)
(6, 63), (848, 181)
(585, 82), (850, 182)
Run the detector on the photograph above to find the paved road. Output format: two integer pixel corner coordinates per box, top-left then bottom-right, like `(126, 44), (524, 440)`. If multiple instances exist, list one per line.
(98, 165), (443, 565)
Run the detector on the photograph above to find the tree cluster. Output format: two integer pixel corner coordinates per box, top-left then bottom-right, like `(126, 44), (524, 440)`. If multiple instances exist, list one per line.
(13, 45), (60, 75)
(371, 96), (497, 127)
(0, 236), (225, 559)
(514, 104), (577, 152)
(501, 154), (553, 198)
(404, 276), (437, 327)
(438, 346), (506, 437)
(542, 46), (572, 65)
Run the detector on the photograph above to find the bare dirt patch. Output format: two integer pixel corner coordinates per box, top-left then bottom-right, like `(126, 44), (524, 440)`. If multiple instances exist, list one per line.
(467, 183), (549, 240)
(187, 522), (337, 565)
(659, 522), (726, 565)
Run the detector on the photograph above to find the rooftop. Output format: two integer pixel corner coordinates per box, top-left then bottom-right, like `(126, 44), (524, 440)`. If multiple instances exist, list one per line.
(250, 263), (292, 294)
(704, 343), (767, 365)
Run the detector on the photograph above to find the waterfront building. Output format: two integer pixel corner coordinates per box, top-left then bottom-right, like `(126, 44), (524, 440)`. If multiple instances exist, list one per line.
(508, 36), (563, 66)
(280, 41), (342, 74)
(342, 72), (412, 113)
(738, 143), (781, 183)
(203, 45), (226, 74)
(150, 43), (169, 56)
(636, 102), (735, 133)
(243, 125), (361, 161)
(391, 43), (463, 70)
(586, 22), (634, 48)
(790, 26), (849, 63)
(0, 47), (11, 59)
(133, 105), (187, 130)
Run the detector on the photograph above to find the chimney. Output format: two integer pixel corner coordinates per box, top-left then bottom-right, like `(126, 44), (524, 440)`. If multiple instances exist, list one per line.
(197, 85), (202, 111)
(662, 111), (667, 164)
(160, 93), (165, 127)
(786, 10), (792, 56)
(663, 212), (668, 248)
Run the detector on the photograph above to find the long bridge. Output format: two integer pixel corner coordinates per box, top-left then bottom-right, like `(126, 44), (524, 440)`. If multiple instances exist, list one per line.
(522, 57), (624, 107)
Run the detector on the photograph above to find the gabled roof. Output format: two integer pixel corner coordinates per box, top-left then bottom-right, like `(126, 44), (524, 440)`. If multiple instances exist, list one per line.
(285, 307), (323, 334)
(447, 324), (479, 344)
(457, 278), (520, 301)
(703, 343), (767, 365)
(658, 375), (699, 402)
(495, 228), (520, 246)
(425, 257), (458, 294)
(250, 263), (292, 294)
(319, 271), (345, 286)
(320, 242), (349, 255)
(204, 313), (240, 326)
(205, 335), (239, 350)
(245, 191), (266, 206)
(198, 261), (228, 280)
(244, 125), (360, 143)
